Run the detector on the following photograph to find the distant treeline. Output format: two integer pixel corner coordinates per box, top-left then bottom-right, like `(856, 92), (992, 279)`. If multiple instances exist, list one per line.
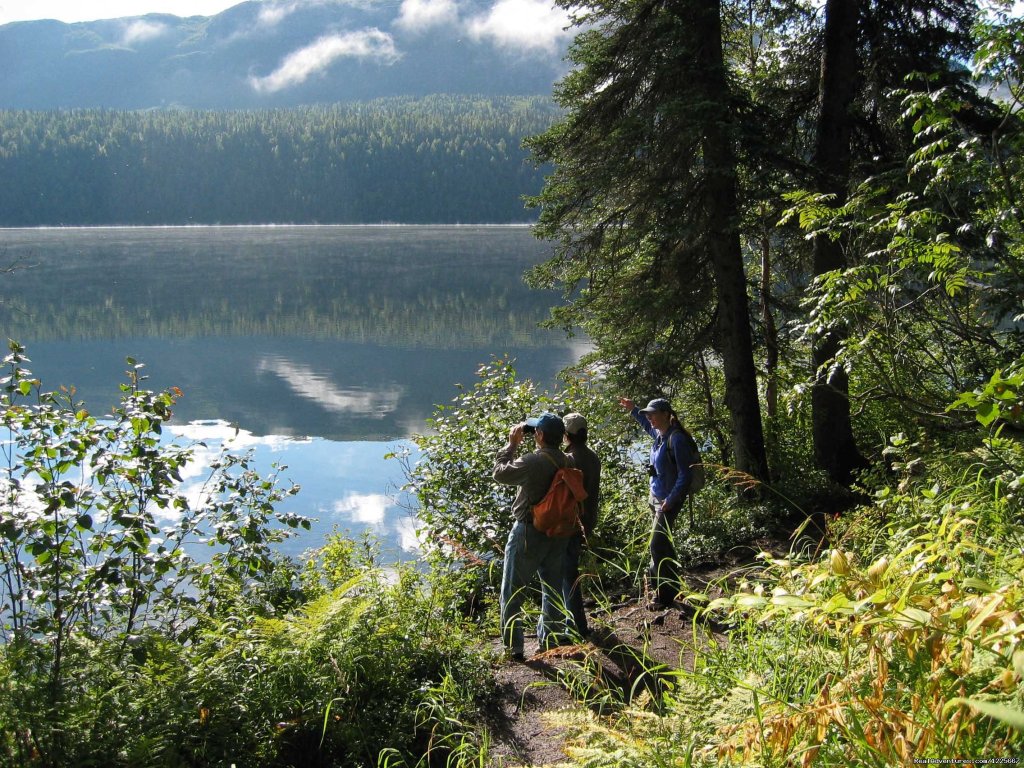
(0, 96), (560, 225)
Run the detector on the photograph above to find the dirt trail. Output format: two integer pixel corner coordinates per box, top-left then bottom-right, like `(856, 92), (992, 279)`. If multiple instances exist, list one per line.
(481, 561), (744, 768)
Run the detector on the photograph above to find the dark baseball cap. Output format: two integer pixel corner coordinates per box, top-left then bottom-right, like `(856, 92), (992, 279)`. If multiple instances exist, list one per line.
(526, 412), (565, 440)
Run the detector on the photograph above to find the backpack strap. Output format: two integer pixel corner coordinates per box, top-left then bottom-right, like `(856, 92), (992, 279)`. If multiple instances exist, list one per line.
(533, 451), (565, 507)
(539, 450), (569, 470)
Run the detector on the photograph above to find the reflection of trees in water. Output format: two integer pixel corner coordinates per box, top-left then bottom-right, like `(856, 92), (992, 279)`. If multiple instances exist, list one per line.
(0, 227), (563, 348)
(0, 296), (556, 347)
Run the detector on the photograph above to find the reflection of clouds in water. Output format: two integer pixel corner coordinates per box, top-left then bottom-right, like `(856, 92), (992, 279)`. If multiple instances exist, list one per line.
(68, 419), (423, 555)
(169, 420), (305, 482)
(394, 514), (423, 552)
(171, 420), (307, 449)
(333, 493), (422, 553)
(255, 356), (403, 418)
(164, 421), (309, 522)
(333, 492), (390, 525)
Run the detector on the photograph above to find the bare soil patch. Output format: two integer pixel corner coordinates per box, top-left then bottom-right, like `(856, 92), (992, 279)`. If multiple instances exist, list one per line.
(479, 536), (792, 767)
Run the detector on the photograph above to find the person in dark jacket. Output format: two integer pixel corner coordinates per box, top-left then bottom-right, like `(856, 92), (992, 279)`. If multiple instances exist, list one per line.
(560, 412), (601, 637)
(619, 397), (694, 608)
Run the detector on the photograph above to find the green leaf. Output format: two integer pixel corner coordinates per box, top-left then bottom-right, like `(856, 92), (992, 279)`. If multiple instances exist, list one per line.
(945, 698), (1024, 732)
(895, 607), (932, 627)
(975, 401), (999, 426)
(734, 594), (768, 608)
(821, 593), (854, 614)
(770, 595), (815, 609)
(961, 577), (996, 593)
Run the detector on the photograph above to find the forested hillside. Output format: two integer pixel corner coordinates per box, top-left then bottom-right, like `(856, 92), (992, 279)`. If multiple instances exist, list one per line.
(0, 96), (559, 225)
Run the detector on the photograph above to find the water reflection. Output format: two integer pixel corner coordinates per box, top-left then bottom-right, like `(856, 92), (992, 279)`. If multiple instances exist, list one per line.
(0, 226), (585, 556)
(169, 420), (422, 560)
(255, 354), (404, 419)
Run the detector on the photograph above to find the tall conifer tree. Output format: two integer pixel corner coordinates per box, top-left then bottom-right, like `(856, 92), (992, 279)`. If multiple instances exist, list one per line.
(806, 0), (978, 483)
(528, 0), (769, 482)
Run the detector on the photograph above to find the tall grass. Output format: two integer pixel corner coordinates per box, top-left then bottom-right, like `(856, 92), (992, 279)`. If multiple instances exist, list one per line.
(548, 437), (1023, 767)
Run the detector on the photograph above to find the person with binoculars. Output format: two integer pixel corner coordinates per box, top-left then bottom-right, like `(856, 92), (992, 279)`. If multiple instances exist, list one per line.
(492, 412), (572, 661)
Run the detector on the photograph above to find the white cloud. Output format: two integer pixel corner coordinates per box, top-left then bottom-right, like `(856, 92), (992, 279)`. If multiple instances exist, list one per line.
(333, 492), (392, 525)
(395, 0), (459, 33)
(121, 19), (168, 44)
(467, 0), (571, 53)
(257, 0), (303, 27)
(249, 29), (401, 93)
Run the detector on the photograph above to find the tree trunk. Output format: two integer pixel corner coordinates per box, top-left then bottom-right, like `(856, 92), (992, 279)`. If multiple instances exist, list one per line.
(759, 225), (779, 421)
(810, 0), (869, 485)
(693, 0), (770, 484)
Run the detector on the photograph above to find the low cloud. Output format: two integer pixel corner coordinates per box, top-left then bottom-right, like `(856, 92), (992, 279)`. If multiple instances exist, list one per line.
(121, 19), (169, 45)
(395, 0), (460, 33)
(249, 29), (401, 93)
(466, 0), (571, 53)
(257, 0), (306, 27)
(258, 5), (294, 26)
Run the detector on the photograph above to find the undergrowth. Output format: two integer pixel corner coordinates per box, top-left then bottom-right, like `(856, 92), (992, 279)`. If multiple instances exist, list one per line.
(548, 426), (1024, 767)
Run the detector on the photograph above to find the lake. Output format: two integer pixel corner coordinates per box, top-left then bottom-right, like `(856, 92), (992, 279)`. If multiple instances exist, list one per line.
(0, 225), (586, 560)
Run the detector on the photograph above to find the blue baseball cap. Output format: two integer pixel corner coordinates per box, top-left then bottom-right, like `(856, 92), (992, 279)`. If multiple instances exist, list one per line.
(526, 412), (565, 440)
(640, 398), (672, 414)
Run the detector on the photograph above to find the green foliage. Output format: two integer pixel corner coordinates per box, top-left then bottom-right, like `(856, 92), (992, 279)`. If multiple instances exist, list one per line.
(948, 359), (1024, 429)
(700, 476), (1023, 763)
(0, 341), (307, 765)
(524, 0), (731, 388)
(179, 558), (492, 767)
(0, 342), (496, 767)
(774, 6), (1024, 448)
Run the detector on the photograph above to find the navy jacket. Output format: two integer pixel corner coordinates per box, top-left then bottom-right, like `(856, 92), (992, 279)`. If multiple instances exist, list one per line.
(631, 407), (692, 511)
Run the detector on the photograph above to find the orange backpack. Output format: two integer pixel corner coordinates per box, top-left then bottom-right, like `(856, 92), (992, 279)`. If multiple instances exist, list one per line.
(532, 452), (588, 537)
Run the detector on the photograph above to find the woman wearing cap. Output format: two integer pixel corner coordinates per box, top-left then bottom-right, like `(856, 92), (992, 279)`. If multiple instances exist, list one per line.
(619, 397), (693, 608)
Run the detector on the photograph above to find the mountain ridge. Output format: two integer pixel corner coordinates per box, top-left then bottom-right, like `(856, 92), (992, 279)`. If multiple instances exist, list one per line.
(0, 0), (572, 110)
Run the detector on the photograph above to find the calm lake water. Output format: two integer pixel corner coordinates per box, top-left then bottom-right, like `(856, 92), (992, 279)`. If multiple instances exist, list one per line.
(0, 225), (586, 560)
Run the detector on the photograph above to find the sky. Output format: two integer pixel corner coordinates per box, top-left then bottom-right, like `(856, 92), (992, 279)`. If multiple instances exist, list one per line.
(0, 0), (574, 58)
(0, 0), (242, 25)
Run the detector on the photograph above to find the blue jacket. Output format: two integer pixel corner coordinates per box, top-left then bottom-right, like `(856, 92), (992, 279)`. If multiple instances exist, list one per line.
(631, 407), (691, 511)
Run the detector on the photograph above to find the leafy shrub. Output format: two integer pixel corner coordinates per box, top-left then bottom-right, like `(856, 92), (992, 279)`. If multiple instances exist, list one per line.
(0, 342), (306, 766)
(694, 427), (1024, 764)
(0, 343), (496, 767)
(177, 552), (494, 767)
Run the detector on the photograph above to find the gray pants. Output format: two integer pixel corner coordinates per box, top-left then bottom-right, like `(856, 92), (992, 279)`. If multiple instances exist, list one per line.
(500, 520), (569, 655)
